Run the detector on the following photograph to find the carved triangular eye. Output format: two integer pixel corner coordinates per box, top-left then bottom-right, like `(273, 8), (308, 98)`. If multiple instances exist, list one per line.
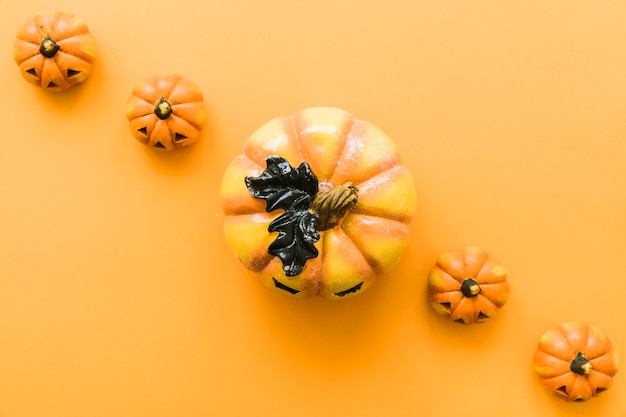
(556, 386), (568, 396)
(137, 127), (148, 137)
(26, 68), (38, 77)
(478, 311), (490, 321)
(67, 69), (81, 78)
(438, 302), (452, 313)
(174, 133), (188, 143)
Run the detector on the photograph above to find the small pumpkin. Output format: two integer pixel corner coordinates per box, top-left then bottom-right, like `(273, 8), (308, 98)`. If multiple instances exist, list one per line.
(219, 107), (417, 299)
(533, 321), (619, 401)
(126, 73), (208, 151)
(13, 11), (96, 92)
(427, 246), (509, 324)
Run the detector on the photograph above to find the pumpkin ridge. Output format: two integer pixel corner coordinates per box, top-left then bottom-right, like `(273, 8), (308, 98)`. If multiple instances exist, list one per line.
(534, 349), (571, 368)
(164, 75), (194, 105)
(48, 13), (85, 42)
(318, 227), (374, 296)
(134, 96), (162, 113)
(55, 46), (94, 67)
(560, 322), (589, 352)
(449, 296), (472, 321)
(149, 75), (179, 101)
(171, 73), (186, 95)
(15, 51), (42, 69)
(474, 294), (498, 315)
(474, 259), (504, 283)
(350, 165), (415, 223)
(586, 350), (612, 362)
(170, 104), (208, 130)
(293, 109), (354, 181)
(431, 266), (464, 287)
(325, 115), (358, 182)
(338, 220), (384, 274)
(33, 14), (50, 39)
(570, 375), (592, 400)
(355, 162), (401, 187)
(536, 344), (575, 362)
(462, 248), (489, 280)
(167, 114), (199, 139)
(13, 40), (41, 61)
(54, 51), (92, 76)
(41, 59), (67, 90)
(243, 116), (303, 168)
(588, 352), (619, 376)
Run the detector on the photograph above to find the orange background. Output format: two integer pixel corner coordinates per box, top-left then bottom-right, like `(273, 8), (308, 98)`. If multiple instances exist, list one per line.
(1, 1), (626, 416)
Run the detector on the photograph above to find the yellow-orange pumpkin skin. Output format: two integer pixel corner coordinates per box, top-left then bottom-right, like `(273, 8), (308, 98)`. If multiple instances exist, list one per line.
(126, 73), (208, 151)
(428, 246), (509, 324)
(534, 322), (619, 402)
(13, 11), (96, 92)
(219, 107), (417, 299)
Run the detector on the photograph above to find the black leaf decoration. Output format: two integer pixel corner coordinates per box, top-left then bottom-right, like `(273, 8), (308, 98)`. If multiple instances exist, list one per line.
(245, 156), (321, 277)
(268, 210), (320, 276)
(245, 156), (318, 212)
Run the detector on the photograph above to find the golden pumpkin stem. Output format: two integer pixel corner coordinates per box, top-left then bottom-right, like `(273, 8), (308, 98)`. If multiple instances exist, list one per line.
(154, 97), (173, 120)
(40, 36), (60, 58)
(309, 182), (358, 231)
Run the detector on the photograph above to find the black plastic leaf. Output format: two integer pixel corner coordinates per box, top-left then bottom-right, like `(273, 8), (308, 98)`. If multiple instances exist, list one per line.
(245, 156), (319, 212)
(245, 156), (322, 277)
(268, 209), (320, 277)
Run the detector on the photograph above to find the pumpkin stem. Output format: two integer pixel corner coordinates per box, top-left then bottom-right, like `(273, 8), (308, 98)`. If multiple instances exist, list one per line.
(460, 278), (481, 297)
(40, 36), (60, 58)
(309, 182), (358, 231)
(570, 352), (592, 376)
(154, 97), (173, 120)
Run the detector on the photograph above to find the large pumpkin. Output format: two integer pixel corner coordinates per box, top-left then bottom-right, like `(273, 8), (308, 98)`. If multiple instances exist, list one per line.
(427, 246), (510, 324)
(126, 73), (208, 151)
(533, 321), (619, 402)
(13, 11), (96, 92)
(219, 107), (417, 299)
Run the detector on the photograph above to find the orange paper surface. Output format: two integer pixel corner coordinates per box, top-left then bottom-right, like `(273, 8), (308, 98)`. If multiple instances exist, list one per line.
(1, 1), (626, 416)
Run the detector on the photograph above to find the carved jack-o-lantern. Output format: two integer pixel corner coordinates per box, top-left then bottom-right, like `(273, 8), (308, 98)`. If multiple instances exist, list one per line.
(126, 73), (208, 151)
(428, 246), (510, 324)
(13, 11), (97, 92)
(219, 107), (417, 299)
(534, 321), (619, 401)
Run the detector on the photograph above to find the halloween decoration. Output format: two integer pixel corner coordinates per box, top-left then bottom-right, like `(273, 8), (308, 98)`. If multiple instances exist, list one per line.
(220, 107), (417, 299)
(428, 246), (509, 324)
(126, 73), (208, 151)
(13, 11), (96, 92)
(533, 321), (619, 402)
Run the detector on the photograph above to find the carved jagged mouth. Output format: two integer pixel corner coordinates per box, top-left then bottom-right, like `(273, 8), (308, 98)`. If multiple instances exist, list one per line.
(272, 277), (363, 297)
(272, 278), (299, 294)
(334, 282), (363, 297)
